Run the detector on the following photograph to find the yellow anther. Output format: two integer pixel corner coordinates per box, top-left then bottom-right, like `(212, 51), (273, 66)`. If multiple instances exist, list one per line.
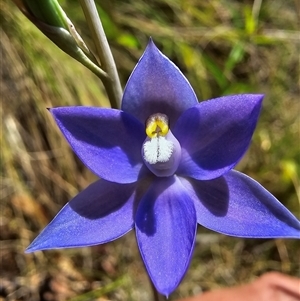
(145, 113), (169, 138)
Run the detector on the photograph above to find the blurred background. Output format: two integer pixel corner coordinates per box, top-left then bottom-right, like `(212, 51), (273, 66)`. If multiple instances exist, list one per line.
(1, 0), (299, 300)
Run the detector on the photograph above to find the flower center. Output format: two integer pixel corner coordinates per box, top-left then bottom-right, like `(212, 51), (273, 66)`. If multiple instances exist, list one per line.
(142, 113), (181, 177)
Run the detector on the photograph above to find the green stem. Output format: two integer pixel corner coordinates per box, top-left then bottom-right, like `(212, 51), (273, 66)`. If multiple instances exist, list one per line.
(79, 0), (122, 109)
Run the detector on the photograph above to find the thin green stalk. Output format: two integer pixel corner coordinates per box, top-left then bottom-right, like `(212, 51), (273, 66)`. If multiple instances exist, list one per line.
(14, 0), (108, 82)
(79, 0), (122, 109)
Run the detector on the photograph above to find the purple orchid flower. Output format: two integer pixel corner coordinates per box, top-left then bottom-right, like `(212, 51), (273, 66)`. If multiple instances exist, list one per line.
(26, 40), (300, 296)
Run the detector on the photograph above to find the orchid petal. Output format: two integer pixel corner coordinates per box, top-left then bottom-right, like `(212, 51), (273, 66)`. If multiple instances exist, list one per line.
(135, 176), (197, 296)
(50, 107), (147, 183)
(180, 171), (300, 238)
(122, 39), (198, 128)
(26, 179), (140, 252)
(175, 94), (263, 180)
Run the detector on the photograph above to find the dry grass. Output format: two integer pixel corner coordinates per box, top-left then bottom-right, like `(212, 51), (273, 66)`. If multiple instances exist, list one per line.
(1, 0), (299, 300)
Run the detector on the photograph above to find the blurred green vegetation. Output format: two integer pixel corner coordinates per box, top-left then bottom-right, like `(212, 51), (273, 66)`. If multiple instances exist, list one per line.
(1, 0), (299, 300)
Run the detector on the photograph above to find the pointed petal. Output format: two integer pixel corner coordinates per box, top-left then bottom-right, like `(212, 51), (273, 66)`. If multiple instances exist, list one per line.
(122, 39), (198, 128)
(26, 179), (140, 252)
(180, 171), (300, 238)
(135, 176), (197, 296)
(50, 107), (147, 183)
(174, 94), (264, 180)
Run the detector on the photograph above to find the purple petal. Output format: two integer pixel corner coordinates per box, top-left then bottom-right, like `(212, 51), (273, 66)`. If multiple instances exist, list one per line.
(121, 39), (198, 128)
(50, 107), (147, 183)
(135, 176), (197, 296)
(180, 170), (300, 238)
(26, 179), (140, 252)
(174, 94), (264, 180)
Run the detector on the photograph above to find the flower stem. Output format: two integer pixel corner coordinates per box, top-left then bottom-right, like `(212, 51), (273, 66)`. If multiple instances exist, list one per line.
(79, 0), (123, 109)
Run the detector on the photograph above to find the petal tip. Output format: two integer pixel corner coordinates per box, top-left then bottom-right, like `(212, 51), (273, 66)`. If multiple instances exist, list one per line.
(148, 36), (154, 44)
(245, 93), (265, 108)
(25, 243), (39, 254)
(253, 93), (265, 103)
(145, 37), (160, 56)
